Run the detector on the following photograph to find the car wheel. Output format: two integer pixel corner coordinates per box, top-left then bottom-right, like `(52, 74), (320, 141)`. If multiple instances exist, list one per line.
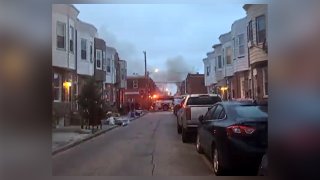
(182, 127), (189, 143)
(212, 146), (225, 175)
(196, 133), (204, 154)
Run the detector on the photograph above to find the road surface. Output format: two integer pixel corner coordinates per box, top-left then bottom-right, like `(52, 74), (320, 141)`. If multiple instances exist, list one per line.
(52, 111), (214, 176)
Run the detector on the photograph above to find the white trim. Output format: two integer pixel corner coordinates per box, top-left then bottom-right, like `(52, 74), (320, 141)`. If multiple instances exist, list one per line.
(96, 49), (102, 70)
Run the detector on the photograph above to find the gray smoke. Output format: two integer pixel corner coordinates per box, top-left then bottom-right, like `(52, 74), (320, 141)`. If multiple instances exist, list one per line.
(151, 56), (194, 82)
(98, 25), (145, 75)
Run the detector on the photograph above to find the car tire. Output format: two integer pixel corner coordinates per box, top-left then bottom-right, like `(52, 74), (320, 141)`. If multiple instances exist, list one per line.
(196, 133), (204, 154)
(212, 146), (226, 175)
(182, 127), (189, 143)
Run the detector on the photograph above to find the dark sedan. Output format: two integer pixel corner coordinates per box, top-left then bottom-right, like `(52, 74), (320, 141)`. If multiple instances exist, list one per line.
(196, 101), (268, 175)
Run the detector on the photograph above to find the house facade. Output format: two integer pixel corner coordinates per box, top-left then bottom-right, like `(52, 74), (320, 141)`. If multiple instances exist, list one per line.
(219, 32), (234, 100)
(118, 59), (127, 108)
(104, 46), (118, 104)
(243, 4), (268, 103)
(231, 17), (250, 99)
(76, 19), (97, 99)
(94, 37), (107, 100)
(52, 4), (79, 126)
(185, 73), (207, 94)
(125, 76), (156, 109)
(203, 51), (217, 93)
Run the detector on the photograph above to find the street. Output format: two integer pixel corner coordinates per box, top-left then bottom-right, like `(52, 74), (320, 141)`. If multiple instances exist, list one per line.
(52, 111), (214, 176)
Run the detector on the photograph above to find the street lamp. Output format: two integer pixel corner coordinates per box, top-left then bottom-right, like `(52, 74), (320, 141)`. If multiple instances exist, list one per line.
(154, 68), (159, 73)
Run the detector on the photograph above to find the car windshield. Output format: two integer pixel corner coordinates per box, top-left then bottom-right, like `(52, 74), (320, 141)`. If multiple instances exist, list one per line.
(186, 96), (221, 105)
(233, 105), (268, 119)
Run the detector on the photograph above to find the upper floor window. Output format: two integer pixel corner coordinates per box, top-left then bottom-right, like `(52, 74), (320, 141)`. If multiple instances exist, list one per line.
(96, 49), (102, 70)
(107, 58), (111, 73)
(56, 21), (66, 49)
(247, 20), (253, 42)
(256, 15), (266, 44)
(238, 34), (245, 55)
(226, 47), (232, 65)
(69, 26), (74, 53)
(81, 39), (87, 60)
(102, 51), (106, 71)
(133, 80), (138, 88)
(206, 66), (210, 76)
(90, 42), (93, 63)
(217, 55), (222, 68)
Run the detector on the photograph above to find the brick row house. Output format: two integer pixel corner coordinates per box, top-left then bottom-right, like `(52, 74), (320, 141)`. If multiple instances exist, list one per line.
(125, 75), (157, 110)
(179, 73), (207, 95)
(52, 4), (127, 126)
(202, 4), (268, 103)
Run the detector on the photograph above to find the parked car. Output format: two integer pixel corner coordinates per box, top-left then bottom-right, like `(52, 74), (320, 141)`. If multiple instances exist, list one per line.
(196, 101), (268, 175)
(258, 153), (268, 176)
(177, 94), (222, 142)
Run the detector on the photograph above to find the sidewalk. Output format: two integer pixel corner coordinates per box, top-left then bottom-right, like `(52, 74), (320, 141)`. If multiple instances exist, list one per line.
(52, 111), (148, 155)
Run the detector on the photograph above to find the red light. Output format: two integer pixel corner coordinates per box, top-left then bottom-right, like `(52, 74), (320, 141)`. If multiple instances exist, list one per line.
(226, 125), (256, 136)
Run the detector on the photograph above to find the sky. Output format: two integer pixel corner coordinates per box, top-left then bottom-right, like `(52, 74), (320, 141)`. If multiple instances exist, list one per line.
(74, 3), (246, 94)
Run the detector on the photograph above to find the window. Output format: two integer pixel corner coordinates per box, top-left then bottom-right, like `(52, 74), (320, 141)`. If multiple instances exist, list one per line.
(262, 67), (268, 96)
(226, 47), (232, 65)
(186, 96), (222, 106)
(238, 34), (245, 55)
(56, 22), (66, 49)
(102, 51), (106, 71)
(69, 26), (74, 53)
(53, 73), (61, 101)
(218, 109), (226, 119)
(204, 106), (216, 120)
(256, 15), (266, 44)
(81, 39), (87, 60)
(121, 69), (125, 80)
(107, 58), (111, 73)
(206, 66), (210, 76)
(233, 38), (236, 59)
(133, 80), (138, 88)
(234, 105), (268, 119)
(217, 56), (222, 68)
(90, 42), (93, 62)
(212, 105), (223, 119)
(96, 49), (102, 70)
(247, 20), (253, 42)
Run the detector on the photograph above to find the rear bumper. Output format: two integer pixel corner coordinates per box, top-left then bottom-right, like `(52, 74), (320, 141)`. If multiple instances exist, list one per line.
(220, 140), (266, 168)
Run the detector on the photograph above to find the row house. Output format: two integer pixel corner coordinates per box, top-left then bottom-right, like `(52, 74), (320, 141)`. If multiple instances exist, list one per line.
(243, 4), (268, 103)
(179, 73), (207, 95)
(52, 4), (128, 126)
(52, 4), (80, 125)
(230, 17), (250, 99)
(118, 59), (127, 108)
(203, 51), (216, 93)
(203, 4), (267, 102)
(125, 75), (157, 109)
(104, 46), (118, 105)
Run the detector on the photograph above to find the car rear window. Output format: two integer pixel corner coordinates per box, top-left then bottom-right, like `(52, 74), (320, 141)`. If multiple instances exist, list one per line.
(234, 105), (268, 118)
(186, 96), (221, 105)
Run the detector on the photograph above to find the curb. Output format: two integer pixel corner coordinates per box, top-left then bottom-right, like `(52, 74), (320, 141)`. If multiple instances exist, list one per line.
(52, 111), (148, 156)
(52, 125), (118, 156)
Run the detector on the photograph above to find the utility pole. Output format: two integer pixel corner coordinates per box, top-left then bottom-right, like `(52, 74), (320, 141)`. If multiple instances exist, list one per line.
(143, 51), (147, 77)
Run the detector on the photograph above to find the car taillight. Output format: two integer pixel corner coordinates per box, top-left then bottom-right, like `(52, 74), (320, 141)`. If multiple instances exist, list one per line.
(185, 106), (191, 120)
(226, 125), (256, 136)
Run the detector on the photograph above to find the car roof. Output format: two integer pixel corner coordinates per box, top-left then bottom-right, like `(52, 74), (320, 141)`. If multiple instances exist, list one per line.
(188, 94), (220, 97)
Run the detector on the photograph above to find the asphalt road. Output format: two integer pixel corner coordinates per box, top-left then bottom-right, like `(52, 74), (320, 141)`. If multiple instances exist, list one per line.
(52, 111), (214, 176)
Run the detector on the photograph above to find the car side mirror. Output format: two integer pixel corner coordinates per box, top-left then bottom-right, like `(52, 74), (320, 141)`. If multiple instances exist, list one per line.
(198, 115), (204, 123)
